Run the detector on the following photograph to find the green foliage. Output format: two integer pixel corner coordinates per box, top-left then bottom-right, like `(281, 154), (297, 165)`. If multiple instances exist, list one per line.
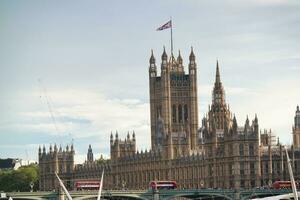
(95, 154), (109, 165)
(0, 164), (39, 192)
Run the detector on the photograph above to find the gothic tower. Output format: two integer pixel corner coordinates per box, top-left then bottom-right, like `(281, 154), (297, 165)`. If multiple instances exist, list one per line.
(208, 61), (232, 132)
(293, 105), (300, 149)
(149, 47), (198, 156)
(87, 144), (94, 162)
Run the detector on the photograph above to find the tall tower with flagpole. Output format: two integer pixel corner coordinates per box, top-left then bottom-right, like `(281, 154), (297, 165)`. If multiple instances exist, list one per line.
(149, 20), (198, 156)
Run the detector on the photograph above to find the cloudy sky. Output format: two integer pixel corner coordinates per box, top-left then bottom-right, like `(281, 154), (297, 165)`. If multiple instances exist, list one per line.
(0, 0), (299, 163)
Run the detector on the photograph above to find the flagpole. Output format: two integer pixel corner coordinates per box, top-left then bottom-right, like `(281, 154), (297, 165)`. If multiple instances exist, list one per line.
(170, 17), (173, 55)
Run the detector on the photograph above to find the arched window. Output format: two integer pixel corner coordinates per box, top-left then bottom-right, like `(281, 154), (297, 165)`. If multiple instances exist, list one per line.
(178, 105), (182, 122)
(184, 104), (188, 122)
(156, 105), (162, 118)
(172, 105), (177, 123)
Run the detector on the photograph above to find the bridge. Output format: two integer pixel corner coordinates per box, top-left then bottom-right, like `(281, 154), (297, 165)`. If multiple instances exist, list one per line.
(4, 189), (295, 200)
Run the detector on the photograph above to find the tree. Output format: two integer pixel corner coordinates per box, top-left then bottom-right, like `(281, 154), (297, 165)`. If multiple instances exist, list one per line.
(0, 164), (39, 192)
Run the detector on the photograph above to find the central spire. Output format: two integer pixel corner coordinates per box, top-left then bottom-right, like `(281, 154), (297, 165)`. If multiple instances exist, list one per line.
(212, 60), (226, 106)
(215, 60), (221, 84)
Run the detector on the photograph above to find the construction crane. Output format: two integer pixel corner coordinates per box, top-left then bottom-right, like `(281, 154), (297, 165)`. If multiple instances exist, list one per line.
(38, 78), (74, 147)
(38, 78), (60, 134)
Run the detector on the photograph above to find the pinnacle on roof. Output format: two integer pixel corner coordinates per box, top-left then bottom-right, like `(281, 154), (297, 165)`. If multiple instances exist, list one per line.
(177, 50), (183, 64)
(127, 131), (130, 139)
(245, 115), (249, 125)
(215, 60), (221, 84)
(254, 114), (258, 122)
(149, 49), (155, 64)
(161, 46), (168, 60)
(297, 105), (299, 112)
(189, 47), (195, 61)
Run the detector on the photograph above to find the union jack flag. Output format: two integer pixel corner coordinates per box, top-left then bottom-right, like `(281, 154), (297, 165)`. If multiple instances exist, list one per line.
(156, 20), (172, 31)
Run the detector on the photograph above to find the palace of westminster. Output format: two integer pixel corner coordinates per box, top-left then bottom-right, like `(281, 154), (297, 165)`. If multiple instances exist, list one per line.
(38, 47), (300, 191)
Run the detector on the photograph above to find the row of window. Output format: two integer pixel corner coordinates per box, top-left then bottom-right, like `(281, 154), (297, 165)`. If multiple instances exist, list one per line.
(239, 144), (255, 156)
(156, 104), (189, 123)
(172, 104), (188, 123)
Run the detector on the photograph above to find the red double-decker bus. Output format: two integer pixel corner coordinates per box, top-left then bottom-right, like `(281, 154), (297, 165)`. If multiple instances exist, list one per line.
(149, 181), (177, 190)
(75, 180), (100, 191)
(272, 181), (299, 189)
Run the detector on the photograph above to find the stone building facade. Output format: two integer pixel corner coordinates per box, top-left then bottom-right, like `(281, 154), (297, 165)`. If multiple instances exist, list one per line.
(39, 48), (300, 191)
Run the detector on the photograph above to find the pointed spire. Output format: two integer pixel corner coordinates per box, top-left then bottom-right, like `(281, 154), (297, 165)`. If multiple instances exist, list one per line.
(189, 47), (195, 61)
(149, 49), (155, 64)
(177, 50), (183, 64)
(127, 131), (130, 139)
(132, 130), (135, 138)
(297, 105), (299, 112)
(245, 115), (249, 125)
(215, 60), (221, 84)
(233, 114), (237, 125)
(254, 113), (258, 123)
(161, 46), (168, 60)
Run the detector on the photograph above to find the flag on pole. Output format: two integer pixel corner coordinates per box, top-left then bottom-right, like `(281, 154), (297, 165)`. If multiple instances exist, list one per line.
(156, 20), (172, 31)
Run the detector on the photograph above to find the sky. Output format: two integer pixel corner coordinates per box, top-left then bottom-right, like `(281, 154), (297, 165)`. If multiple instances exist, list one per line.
(0, 0), (299, 164)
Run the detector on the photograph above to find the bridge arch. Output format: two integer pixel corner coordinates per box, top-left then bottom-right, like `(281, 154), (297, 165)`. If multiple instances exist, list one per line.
(74, 194), (150, 200)
(8, 198), (44, 200)
(165, 193), (233, 200)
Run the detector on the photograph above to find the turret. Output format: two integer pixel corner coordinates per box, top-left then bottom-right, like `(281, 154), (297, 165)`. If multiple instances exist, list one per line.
(38, 146), (42, 157)
(110, 132), (113, 145)
(295, 105), (300, 129)
(149, 50), (157, 78)
(54, 144), (58, 153)
(244, 115), (250, 134)
(161, 46), (168, 68)
(188, 47), (198, 150)
(132, 130), (136, 142)
(43, 145), (46, 154)
(177, 50), (183, 64)
(115, 131), (118, 141)
(189, 47), (195, 63)
(253, 114), (259, 134)
(127, 131), (130, 140)
(232, 114), (237, 133)
(87, 144), (93, 163)
(293, 105), (300, 149)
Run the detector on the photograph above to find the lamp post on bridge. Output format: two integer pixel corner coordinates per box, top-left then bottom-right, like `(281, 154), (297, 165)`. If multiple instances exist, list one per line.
(30, 182), (34, 192)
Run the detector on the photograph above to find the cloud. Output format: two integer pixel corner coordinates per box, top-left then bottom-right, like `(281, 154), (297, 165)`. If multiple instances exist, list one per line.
(0, 88), (150, 163)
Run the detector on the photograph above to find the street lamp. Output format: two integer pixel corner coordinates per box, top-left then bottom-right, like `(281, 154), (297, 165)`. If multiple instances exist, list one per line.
(30, 182), (34, 192)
